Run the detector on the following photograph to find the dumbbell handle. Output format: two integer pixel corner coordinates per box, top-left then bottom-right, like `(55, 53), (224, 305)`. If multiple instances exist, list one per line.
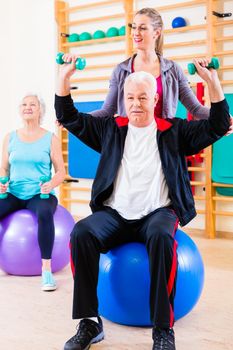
(187, 57), (220, 75)
(0, 176), (9, 199)
(40, 176), (50, 199)
(56, 52), (86, 70)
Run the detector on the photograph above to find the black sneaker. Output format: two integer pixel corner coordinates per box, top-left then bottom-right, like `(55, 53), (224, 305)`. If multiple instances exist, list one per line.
(152, 327), (176, 350)
(64, 316), (104, 350)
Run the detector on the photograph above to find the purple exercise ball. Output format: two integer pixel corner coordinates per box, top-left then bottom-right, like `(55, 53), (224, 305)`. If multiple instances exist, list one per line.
(0, 205), (75, 276)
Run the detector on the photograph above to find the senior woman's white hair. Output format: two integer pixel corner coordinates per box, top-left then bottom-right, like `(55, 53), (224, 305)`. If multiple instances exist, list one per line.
(124, 71), (157, 94)
(19, 93), (46, 124)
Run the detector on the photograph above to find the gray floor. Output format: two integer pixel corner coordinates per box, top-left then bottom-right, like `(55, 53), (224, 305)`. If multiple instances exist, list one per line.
(0, 233), (233, 350)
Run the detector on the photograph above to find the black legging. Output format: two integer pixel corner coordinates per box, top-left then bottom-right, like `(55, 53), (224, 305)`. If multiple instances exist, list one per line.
(0, 193), (58, 259)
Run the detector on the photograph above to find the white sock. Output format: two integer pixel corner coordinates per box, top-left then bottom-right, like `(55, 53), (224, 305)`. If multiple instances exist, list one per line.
(81, 317), (98, 323)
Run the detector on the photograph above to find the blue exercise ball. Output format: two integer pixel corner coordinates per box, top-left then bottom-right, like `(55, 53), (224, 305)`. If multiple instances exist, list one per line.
(97, 229), (204, 326)
(172, 17), (187, 28)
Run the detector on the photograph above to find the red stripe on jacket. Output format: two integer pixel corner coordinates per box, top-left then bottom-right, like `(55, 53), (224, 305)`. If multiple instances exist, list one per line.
(115, 116), (172, 132)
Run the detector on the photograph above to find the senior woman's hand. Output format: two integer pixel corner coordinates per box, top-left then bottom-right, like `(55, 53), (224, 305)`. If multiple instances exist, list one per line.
(40, 180), (53, 195)
(0, 181), (8, 193)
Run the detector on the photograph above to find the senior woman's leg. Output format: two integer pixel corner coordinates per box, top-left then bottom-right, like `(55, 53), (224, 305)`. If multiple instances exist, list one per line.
(27, 194), (58, 290)
(0, 193), (23, 219)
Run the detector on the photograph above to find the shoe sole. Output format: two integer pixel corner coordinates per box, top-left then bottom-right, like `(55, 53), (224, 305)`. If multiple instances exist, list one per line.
(85, 332), (104, 350)
(41, 285), (57, 291)
(64, 331), (104, 350)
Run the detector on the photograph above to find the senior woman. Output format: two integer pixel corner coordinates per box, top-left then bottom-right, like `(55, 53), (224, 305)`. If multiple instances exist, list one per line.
(0, 94), (65, 291)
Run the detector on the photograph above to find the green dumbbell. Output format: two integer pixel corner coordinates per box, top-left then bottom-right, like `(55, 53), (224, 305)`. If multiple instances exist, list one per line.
(93, 30), (105, 39)
(119, 25), (126, 36)
(79, 32), (92, 41)
(106, 27), (119, 37)
(68, 33), (79, 43)
(0, 176), (9, 199)
(40, 176), (51, 199)
(56, 52), (86, 70)
(187, 57), (220, 75)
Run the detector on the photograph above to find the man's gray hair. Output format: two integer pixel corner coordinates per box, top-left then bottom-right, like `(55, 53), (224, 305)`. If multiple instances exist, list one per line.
(124, 71), (157, 93)
(19, 93), (46, 124)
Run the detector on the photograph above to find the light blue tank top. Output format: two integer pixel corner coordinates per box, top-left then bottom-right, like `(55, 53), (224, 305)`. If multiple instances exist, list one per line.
(8, 131), (55, 200)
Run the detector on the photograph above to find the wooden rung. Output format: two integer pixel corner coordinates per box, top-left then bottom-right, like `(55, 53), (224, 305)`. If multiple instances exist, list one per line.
(167, 53), (207, 61)
(212, 183), (233, 188)
(84, 63), (115, 70)
(154, 0), (206, 12)
(62, 186), (91, 192)
(190, 181), (205, 186)
(215, 36), (233, 43)
(71, 88), (108, 95)
(213, 196), (233, 202)
(213, 210), (233, 216)
(62, 151), (68, 155)
(71, 75), (111, 83)
(220, 80), (233, 86)
(193, 195), (205, 200)
(67, 50), (124, 59)
(185, 65), (233, 74)
(218, 65), (233, 72)
(62, 36), (124, 47)
(164, 24), (206, 34)
(214, 50), (233, 57)
(59, 0), (206, 18)
(63, 198), (90, 204)
(59, 0), (122, 14)
(187, 167), (205, 172)
(214, 19), (233, 27)
(200, 80), (233, 87)
(164, 39), (206, 49)
(61, 25), (206, 44)
(169, 56), (233, 68)
(62, 13), (124, 26)
(196, 209), (205, 214)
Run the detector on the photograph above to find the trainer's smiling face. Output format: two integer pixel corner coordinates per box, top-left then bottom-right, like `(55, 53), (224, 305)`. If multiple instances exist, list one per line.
(124, 80), (158, 127)
(131, 14), (161, 52)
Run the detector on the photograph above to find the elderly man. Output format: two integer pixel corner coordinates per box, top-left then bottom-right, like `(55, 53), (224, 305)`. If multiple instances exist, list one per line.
(55, 54), (230, 350)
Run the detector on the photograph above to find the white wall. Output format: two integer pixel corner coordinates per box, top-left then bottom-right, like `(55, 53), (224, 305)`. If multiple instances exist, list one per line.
(0, 0), (56, 138)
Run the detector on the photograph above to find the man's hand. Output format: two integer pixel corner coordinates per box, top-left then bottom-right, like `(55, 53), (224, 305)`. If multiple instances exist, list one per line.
(192, 57), (224, 103)
(56, 53), (81, 96)
(192, 58), (218, 83)
(58, 53), (79, 80)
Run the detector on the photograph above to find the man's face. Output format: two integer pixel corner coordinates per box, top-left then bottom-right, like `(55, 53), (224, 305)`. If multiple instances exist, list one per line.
(124, 80), (158, 127)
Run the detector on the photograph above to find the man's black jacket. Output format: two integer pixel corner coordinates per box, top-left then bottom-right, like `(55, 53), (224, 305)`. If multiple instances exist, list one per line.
(55, 94), (230, 226)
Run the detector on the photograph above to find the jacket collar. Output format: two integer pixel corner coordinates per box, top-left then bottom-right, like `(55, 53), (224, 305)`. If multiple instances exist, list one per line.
(155, 117), (173, 131)
(115, 116), (172, 132)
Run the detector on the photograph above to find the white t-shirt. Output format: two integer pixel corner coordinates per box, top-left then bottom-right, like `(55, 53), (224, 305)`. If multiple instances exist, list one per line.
(105, 120), (171, 219)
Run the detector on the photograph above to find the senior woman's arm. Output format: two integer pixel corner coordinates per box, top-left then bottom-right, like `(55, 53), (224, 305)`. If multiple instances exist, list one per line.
(40, 134), (66, 195)
(0, 133), (10, 177)
(0, 133), (10, 194)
